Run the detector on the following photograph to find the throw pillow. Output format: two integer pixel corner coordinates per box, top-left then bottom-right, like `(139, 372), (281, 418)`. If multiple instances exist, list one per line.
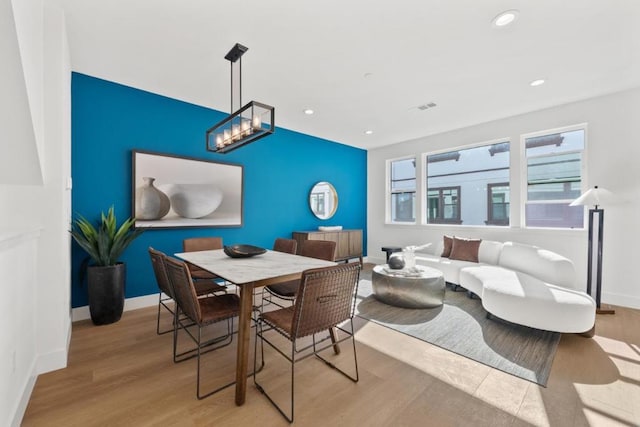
(450, 237), (482, 262)
(441, 235), (454, 258)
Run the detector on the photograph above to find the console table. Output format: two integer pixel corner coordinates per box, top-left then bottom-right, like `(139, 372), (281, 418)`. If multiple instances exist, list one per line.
(292, 229), (363, 264)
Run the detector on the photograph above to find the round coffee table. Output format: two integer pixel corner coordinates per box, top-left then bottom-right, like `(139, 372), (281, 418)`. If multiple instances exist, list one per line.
(372, 265), (445, 308)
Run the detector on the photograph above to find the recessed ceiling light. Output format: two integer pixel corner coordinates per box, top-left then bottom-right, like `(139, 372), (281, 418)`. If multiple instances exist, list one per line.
(530, 79), (546, 87)
(492, 10), (519, 28)
(364, 130), (373, 135)
(303, 109), (314, 115)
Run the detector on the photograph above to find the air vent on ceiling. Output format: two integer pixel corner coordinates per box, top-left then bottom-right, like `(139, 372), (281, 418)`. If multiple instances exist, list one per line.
(417, 102), (437, 111)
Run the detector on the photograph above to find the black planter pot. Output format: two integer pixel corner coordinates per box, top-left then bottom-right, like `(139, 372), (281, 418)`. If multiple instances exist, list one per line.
(87, 263), (125, 325)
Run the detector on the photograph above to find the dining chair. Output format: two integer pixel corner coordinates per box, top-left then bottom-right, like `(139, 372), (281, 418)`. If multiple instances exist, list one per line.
(182, 237), (226, 283)
(164, 255), (241, 399)
(273, 237), (297, 255)
(150, 246), (226, 336)
(149, 247), (177, 336)
(253, 262), (361, 422)
(262, 239), (336, 307)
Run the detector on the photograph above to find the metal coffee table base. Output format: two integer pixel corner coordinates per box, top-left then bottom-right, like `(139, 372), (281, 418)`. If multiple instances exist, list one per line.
(372, 265), (445, 308)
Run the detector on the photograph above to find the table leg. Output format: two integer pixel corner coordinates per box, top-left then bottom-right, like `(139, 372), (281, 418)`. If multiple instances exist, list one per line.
(235, 282), (254, 405)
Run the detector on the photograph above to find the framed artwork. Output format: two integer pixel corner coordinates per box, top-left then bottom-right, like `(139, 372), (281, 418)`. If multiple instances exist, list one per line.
(132, 150), (243, 228)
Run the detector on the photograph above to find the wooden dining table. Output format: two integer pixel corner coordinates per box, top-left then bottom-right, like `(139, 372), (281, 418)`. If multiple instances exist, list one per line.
(174, 248), (336, 405)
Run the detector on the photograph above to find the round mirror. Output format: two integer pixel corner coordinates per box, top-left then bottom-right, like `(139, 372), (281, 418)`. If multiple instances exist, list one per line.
(309, 181), (338, 220)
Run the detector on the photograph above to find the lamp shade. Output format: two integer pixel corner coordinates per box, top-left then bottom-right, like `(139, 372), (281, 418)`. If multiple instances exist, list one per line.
(569, 186), (614, 208)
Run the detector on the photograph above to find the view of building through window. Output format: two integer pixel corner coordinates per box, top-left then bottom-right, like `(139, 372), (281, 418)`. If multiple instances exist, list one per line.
(427, 186), (461, 223)
(386, 125), (585, 229)
(524, 127), (584, 228)
(426, 142), (510, 226)
(487, 183), (510, 225)
(389, 158), (416, 222)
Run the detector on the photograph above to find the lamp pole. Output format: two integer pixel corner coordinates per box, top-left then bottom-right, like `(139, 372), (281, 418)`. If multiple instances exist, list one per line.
(587, 205), (614, 314)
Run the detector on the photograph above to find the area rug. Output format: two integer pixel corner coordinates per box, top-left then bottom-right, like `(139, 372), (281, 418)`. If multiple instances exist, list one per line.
(354, 274), (560, 386)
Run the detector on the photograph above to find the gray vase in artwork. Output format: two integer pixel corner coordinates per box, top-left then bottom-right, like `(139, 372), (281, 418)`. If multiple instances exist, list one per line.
(135, 177), (171, 220)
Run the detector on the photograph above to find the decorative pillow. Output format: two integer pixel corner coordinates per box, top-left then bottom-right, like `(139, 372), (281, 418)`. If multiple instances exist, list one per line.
(449, 237), (482, 262)
(441, 235), (454, 258)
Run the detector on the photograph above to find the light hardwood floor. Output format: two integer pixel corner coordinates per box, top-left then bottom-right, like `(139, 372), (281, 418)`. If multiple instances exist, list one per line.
(23, 295), (640, 426)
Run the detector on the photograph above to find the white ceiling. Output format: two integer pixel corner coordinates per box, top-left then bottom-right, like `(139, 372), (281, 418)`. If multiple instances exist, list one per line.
(58, 0), (640, 150)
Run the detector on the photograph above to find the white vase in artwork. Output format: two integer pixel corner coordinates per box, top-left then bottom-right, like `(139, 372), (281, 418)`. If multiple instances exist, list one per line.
(135, 177), (171, 220)
(161, 184), (223, 219)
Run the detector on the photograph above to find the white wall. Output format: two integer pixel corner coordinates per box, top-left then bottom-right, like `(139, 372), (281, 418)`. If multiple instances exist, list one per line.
(0, 0), (72, 425)
(0, 231), (39, 427)
(0, 0), (42, 185)
(368, 88), (640, 309)
(11, 0), (45, 170)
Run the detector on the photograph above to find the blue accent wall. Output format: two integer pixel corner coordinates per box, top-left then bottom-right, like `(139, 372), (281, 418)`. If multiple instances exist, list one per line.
(71, 73), (367, 308)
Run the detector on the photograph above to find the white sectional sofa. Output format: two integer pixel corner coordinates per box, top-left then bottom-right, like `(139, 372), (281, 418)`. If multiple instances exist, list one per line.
(415, 238), (596, 335)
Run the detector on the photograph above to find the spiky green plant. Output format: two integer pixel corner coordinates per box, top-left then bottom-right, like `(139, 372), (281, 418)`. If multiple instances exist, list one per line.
(71, 206), (144, 266)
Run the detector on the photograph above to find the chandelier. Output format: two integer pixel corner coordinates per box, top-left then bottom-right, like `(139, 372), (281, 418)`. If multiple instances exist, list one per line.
(206, 43), (275, 154)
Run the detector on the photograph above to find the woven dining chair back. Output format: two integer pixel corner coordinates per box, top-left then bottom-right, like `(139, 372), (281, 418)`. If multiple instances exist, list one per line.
(183, 237), (223, 252)
(149, 247), (173, 298)
(291, 262), (360, 339)
(164, 257), (202, 324)
(298, 239), (336, 261)
(149, 247), (177, 336)
(182, 237), (227, 285)
(273, 238), (297, 254)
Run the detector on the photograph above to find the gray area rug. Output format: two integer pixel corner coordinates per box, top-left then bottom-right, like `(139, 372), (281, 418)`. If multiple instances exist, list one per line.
(355, 273), (560, 386)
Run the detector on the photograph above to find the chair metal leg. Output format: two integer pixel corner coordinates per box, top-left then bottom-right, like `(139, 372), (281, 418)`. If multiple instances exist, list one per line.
(289, 341), (295, 423)
(195, 318), (238, 400)
(254, 318), (359, 423)
(253, 319), (294, 423)
(173, 300), (234, 363)
(156, 292), (163, 335)
(314, 320), (359, 383)
(157, 293), (175, 335)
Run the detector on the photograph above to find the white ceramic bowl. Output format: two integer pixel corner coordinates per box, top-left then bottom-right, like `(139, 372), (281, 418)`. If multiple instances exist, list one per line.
(161, 184), (223, 219)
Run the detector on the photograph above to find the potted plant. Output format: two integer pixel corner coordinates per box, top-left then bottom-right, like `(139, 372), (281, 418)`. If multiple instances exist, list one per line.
(71, 206), (144, 325)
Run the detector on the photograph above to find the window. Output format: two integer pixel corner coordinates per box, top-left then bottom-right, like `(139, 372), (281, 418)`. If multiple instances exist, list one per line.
(524, 126), (585, 228)
(426, 141), (510, 226)
(310, 192), (325, 216)
(389, 158), (416, 222)
(487, 183), (509, 225)
(427, 186), (461, 223)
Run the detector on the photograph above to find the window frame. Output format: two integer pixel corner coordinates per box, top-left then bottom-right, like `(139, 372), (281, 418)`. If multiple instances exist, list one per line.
(427, 186), (462, 224)
(486, 182), (510, 226)
(520, 123), (588, 229)
(422, 138), (510, 227)
(386, 155), (417, 224)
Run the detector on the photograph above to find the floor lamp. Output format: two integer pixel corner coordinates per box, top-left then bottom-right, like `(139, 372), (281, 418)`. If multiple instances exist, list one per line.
(570, 186), (615, 314)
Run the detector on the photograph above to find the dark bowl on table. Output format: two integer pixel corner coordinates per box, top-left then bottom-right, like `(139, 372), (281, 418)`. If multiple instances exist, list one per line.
(223, 244), (267, 258)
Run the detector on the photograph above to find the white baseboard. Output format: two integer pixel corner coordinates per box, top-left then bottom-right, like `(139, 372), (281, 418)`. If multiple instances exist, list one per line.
(72, 293), (158, 322)
(36, 316), (72, 374)
(603, 291), (640, 310)
(10, 361), (37, 427)
(36, 348), (68, 375)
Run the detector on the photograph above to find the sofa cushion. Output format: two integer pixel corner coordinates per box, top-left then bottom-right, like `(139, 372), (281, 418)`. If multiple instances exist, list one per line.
(481, 269), (595, 333)
(459, 265), (514, 296)
(416, 254), (479, 285)
(499, 242), (577, 290)
(450, 237), (481, 262)
(441, 235), (453, 257)
(477, 240), (503, 265)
